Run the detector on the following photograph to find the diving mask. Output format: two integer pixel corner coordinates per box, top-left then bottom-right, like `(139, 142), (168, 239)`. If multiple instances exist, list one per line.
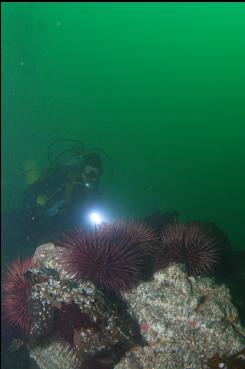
(82, 165), (100, 189)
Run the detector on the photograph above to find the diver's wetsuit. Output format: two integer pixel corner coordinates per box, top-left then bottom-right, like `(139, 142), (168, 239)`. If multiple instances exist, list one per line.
(2, 165), (102, 260)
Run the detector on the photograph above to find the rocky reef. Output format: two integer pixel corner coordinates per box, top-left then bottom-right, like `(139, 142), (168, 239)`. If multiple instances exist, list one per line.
(117, 263), (245, 369)
(2, 221), (245, 369)
(26, 243), (140, 368)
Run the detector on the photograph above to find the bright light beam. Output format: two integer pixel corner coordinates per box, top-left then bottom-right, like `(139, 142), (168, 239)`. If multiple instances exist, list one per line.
(89, 212), (103, 225)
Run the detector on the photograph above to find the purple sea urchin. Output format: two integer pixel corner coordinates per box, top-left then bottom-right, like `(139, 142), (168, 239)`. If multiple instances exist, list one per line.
(58, 220), (156, 292)
(159, 222), (220, 275)
(57, 301), (98, 345)
(2, 257), (33, 335)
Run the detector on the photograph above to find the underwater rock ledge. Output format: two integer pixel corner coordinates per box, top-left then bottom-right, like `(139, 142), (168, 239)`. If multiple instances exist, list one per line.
(117, 263), (245, 369)
(6, 242), (245, 369)
(28, 243), (138, 369)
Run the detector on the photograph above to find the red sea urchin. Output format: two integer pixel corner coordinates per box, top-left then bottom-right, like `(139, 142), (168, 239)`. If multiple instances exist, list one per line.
(2, 257), (33, 335)
(57, 300), (99, 345)
(159, 222), (220, 276)
(58, 220), (156, 293)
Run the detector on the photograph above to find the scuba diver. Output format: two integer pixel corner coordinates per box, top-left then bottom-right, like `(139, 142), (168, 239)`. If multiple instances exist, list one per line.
(2, 139), (113, 258)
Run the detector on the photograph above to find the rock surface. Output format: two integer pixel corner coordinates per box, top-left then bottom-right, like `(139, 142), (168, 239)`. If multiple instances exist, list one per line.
(116, 263), (245, 369)
(10, 243), (245, 369)
(29, 243), (138, 369)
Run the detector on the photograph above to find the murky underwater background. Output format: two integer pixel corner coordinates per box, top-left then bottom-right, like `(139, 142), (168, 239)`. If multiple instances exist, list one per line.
(2, 2), (245, 250)
(1, 2), (245, 368)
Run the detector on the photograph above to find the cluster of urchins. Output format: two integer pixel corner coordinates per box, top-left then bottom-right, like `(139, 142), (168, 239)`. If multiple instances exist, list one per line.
(2, 218), (223, 352)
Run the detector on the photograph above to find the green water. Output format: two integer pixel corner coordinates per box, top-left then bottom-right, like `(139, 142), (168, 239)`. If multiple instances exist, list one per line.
(2, 2), (245, 251)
